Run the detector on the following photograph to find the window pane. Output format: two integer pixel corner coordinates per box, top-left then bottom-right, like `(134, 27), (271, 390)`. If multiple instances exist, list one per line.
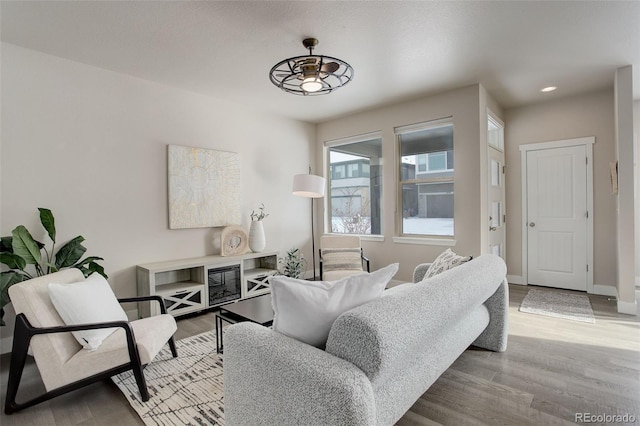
(417, 155), (427, 172)
(347, 163), (359, 177)
(402, 185), (454, 236)
(397, 120), (454, 236)
(328, 137), (382, 235)
(427, 152), (446, 171)
(491, 159), (501, 187)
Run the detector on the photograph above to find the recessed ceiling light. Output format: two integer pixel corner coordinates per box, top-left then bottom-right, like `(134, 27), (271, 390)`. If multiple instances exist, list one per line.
(541, 86), (557, 93)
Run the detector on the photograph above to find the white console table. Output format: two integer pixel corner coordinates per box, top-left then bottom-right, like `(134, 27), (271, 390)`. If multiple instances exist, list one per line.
(136, 251), (278, 317)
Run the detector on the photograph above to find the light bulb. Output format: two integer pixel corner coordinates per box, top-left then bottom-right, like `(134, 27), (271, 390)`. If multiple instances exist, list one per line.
(301, 76), (323, 93)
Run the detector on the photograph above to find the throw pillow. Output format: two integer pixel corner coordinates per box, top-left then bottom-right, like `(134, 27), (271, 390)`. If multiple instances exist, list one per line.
(270, 263), (399, 347)
(49, 273), (128, 350)
(424, 249), (472, 279)
(320, 248), (363, 273)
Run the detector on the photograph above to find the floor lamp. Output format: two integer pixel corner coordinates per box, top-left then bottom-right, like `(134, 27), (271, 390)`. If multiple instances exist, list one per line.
(292, 171), (325, 280)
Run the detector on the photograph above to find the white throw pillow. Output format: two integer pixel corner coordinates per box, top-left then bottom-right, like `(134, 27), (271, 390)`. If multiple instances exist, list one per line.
(424, 248), (472, 279)
(269, 263), (399, 347)
(49, 273), (128, 350)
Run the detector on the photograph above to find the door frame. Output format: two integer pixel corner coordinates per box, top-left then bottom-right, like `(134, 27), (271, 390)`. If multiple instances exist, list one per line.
(519, 136), (594, 292)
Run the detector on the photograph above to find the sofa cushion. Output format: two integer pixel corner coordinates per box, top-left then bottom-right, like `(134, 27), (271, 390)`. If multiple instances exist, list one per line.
(270, 263), (398, 347)
(423, 248), (472, 279)
(48, 273), (128, 350)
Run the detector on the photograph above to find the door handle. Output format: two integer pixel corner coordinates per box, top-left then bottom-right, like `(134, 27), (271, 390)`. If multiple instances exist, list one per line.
(489, 226), (497, 231)
(529, 222), (536, 227)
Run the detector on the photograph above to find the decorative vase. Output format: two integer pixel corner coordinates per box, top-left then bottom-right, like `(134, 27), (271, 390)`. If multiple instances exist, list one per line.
(249, 220), (266, 252)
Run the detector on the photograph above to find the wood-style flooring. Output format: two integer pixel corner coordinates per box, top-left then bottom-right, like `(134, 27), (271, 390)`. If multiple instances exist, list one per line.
(0, 284), (638, 425)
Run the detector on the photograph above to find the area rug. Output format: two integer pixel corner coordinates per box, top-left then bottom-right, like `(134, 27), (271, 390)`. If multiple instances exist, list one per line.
(519, 288), (595, 323)
(112, 330), (225, 425)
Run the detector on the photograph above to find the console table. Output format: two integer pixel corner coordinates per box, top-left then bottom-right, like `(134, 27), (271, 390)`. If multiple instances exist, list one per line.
(136, 251), (278, 317)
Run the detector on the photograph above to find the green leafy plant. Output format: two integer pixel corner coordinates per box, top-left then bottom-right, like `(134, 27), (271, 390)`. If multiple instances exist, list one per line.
(0, 208), (107, 325)
(250, 203), (269, 221)
(278, 248), (306, 279)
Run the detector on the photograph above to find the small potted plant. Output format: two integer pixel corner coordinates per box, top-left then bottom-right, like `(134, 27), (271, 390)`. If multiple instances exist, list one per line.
(248, 203), (268, 252)
(278, 248), (306, 279)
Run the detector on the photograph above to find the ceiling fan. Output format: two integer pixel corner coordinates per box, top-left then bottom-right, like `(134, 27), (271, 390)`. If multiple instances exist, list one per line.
(269, 38), (354, 96)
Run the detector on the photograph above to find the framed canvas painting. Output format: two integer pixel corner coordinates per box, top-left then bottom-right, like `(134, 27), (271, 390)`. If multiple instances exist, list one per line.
(168, 145), (241, 229)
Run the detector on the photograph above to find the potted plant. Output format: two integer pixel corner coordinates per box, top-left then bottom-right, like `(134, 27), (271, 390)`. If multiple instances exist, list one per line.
(248, 203), (268, 252)
(278, 248), (306, 279)
(0, 208), (107, 325)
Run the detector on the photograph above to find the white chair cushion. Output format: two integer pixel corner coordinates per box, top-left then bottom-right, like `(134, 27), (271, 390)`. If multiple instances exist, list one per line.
(48, 273), (128, 350)
(269, 263), (398, 347)
(53, 314), (177, 391)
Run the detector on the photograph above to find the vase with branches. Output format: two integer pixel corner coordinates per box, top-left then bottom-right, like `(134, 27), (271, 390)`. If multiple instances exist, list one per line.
(249, 203), (268, 252)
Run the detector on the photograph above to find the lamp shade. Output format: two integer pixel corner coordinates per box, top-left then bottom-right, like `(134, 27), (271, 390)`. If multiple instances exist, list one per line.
(292, 174), (325, 198)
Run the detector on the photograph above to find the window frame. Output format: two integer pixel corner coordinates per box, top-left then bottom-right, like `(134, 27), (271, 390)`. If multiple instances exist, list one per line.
(324, 131), (383, 238)
(394, 117), (455, 243)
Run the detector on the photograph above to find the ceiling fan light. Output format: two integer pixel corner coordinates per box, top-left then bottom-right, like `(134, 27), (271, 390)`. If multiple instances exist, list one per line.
(269, 37), (353, 96)
(301, 76), (323, 92)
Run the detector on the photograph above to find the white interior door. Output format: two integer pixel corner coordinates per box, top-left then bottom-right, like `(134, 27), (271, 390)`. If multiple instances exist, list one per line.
(526, 145), (587, 291)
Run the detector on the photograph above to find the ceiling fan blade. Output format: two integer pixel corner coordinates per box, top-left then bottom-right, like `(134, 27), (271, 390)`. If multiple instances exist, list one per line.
(320, 62), (339, 73)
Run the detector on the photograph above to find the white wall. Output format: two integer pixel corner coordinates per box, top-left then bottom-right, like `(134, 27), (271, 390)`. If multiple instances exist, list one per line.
(0, 43), (316, 350)
(317, 85), (486, 282)
(504, 89), (617, 293)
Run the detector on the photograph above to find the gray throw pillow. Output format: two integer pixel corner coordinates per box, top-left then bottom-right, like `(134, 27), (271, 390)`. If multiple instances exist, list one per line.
(424, 249), (472, 279)
(321, 248), (362, 273)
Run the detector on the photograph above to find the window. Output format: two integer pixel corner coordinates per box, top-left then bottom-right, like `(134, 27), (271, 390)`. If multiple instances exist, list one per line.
(396, 118), (454, 237)
(325, 133), (382, 235)
(417, 152), (451, 173)
(332, 164), (345, 179)
(488, 112), (504, 151)
(347, 163), (359, 178)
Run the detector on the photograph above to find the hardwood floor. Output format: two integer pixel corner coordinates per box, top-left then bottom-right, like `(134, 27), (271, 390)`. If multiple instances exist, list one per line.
(1, 285), (638, 425)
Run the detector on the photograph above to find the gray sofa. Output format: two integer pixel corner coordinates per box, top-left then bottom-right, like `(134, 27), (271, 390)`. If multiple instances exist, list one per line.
(224, 254), (508, 426)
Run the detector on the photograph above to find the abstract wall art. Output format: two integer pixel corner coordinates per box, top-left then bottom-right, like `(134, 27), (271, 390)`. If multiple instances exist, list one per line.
(168, 144), (241, 229)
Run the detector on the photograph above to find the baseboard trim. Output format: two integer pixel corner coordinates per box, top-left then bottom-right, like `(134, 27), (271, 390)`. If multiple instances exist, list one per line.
(617, 300), (638, 315)
(507, 275), (525, 285)
(592, 284), (618, 297)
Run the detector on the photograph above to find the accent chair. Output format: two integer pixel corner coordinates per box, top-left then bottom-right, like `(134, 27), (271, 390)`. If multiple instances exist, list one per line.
(4, 268), (177, 414)
(318, 235), (370, 281)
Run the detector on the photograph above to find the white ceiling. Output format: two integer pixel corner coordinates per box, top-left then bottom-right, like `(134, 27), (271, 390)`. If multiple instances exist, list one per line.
(2, 1), (639, 124)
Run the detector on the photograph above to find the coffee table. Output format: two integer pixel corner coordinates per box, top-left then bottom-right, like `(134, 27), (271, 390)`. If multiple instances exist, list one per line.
(215, 293), (273, 353)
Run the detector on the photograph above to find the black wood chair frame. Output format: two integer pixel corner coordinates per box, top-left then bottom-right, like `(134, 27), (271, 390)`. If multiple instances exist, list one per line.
(319, 247), (370, 280)
(4, 295), (177, 414)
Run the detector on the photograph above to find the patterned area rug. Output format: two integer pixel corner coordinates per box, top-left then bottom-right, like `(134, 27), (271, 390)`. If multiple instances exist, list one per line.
(112, 331), (225, 425)
(519, 288), (595, 323)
